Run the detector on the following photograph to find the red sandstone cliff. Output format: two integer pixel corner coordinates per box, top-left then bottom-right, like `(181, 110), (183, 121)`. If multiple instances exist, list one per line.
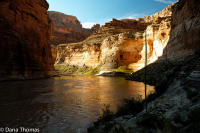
(0, 0), (55, 81)
(48, 11), (83, 30)
(48, 11), (93, 46)
(91, 24), (101, 32)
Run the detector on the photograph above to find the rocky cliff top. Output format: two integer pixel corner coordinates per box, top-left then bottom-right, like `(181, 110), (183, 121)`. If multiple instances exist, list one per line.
(49, 11), (95, 46)
(58, 3), (173, 47)
(141, 4), (173, 24)
(98, 18), (148, 35)
(48, 11), (83, 31)
(97, 4), (172, 36)
(91, 24), (101, 32)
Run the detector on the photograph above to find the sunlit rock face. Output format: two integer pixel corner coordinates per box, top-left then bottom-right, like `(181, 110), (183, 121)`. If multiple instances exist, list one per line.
(132, 17), (171, 71)
(56, 19), (147, 69)
(57, 2), (199, 72)
(0, 0), (55, 81)
(55, 0), (200, 72)
(56, 5), (172, 72)
(100, 33), (144, 71)
(99, 22), (170, 72)
(57, 42), (101, 68)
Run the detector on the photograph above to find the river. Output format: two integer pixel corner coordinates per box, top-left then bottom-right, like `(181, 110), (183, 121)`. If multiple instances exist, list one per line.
(0, 76), (154, 133)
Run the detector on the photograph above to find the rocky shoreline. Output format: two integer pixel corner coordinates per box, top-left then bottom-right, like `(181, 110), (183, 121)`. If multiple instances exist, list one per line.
(88, 50), (200, 133)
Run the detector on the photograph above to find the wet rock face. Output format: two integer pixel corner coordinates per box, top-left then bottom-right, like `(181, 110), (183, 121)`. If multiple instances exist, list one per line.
(0, 0), (54, 81)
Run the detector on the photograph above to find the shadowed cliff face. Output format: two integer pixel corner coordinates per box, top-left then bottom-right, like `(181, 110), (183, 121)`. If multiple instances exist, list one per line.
(163, 0), (200, 59)
(0, 0), (54, 81)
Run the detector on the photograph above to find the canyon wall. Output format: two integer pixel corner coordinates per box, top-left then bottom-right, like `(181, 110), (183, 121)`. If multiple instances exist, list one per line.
(49, 11), (101, 64)
(48, 11), (83, 31)
(48, 11), (94, 46)
(56, 5), (172, 72)
(163, 0), (200, 59)
(56, 1), (200, 72)
(0, 0), (54, 81)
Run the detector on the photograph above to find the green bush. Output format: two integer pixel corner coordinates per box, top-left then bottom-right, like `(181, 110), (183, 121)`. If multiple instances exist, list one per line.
(113, 66), (132, 73)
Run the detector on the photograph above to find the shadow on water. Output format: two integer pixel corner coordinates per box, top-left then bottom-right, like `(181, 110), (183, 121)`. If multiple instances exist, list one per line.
(0, 76), (154, 133)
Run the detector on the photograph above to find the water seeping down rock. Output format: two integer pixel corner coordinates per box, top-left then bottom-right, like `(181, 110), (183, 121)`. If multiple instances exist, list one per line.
(0, 0), (55, 81)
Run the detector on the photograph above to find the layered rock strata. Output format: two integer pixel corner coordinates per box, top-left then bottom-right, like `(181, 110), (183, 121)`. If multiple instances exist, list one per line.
(56, 5), (172, 72)
(56, 0), (200, 73)
(48, 11), (93, 46)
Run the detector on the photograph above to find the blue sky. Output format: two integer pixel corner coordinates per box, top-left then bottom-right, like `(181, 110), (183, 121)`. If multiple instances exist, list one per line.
(46, 0), (177, 28)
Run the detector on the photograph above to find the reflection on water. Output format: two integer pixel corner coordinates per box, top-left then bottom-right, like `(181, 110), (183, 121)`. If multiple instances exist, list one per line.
(0, 76), (154, 133)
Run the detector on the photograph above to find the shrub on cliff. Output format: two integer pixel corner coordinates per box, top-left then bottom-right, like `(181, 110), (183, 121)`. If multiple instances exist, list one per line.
(116, 96), (143, 117)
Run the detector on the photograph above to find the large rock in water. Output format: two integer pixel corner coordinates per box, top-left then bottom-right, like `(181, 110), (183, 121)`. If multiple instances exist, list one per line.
(0, 0), (55, 81)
